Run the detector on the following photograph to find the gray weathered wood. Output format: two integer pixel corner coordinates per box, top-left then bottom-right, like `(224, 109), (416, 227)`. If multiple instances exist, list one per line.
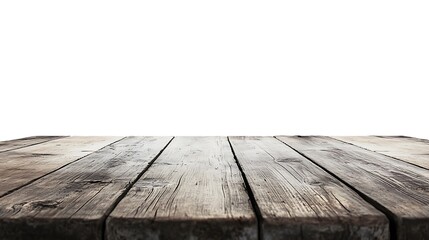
(278, 136), (429, 240)
(0, 136), (65, 153)
(0, 136), (123, 197)
(0, 136), (172, 240)
(333, 136), (429, 169)
(107, 137), (257, 240)
(229, 136), (389, 240)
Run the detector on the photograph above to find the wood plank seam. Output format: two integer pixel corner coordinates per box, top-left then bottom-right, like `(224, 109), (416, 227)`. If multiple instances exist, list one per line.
(274, 136), (397, 240)
(101, 137), (175, 240)
(330, 136), (429, 171)
(227, 137), (263, 240)
(0, 137), (173, 240)
(0, 136), (67, 153)
(106, 137), (257, 240)
(0, 137), (127, 199)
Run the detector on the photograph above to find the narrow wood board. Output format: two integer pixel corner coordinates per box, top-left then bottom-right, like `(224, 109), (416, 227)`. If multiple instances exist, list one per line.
(278, 136), (429, 240)
(0, 136), (122, 197)
(229, 136), (388, 240)
(0, 136), (65, 153)
(333, 136), (429, 169)
(0, 136), (172, 240)
(107, 137), (257, 240)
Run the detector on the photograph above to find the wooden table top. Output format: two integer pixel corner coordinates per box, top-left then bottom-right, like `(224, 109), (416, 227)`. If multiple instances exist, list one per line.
(0, 136), (428, 240)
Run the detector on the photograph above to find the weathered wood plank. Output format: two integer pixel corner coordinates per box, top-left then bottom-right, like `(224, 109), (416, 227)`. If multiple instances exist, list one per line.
(333, 136), (429, 169)
(0, 136), (172, 240)
(0, 136), (66, 153)
(0, 136), (122, 197)
(107, 137), (257, 240)
(278, 136), (429, 240)
(229, 136), (388, 240)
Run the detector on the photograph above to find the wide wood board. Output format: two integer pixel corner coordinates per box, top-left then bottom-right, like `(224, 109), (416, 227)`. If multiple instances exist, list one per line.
(278, 136), (429, 240)
(0, 137), (172, 240)
(334, 136), (429, 169)
(107, 137), (257, 240)
(0, 136), (122, 197)
(230, 136), (388, 240)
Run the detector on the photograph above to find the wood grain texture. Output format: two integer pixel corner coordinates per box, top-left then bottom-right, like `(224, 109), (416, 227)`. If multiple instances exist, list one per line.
(229, 136), (389, 240)
(107, 137), (257, 240)
(0, 136), (172, 240)
(333, 136), (429, 169)
(278, 136), (429, 240)
(0, 136), (65, 153)
(0, 136), (122, 197)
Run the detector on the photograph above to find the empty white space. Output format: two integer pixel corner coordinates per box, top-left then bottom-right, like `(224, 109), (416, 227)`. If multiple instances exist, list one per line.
(1, 0), (428, 140)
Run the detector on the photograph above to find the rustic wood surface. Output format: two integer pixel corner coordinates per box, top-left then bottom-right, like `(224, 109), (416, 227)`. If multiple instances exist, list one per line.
(107, 137), (257, 240)
(0, 136), (122, 197)
(229, 136), (388, 240)
(0, 137), (172, 240)
(0, 135), (429, 240)
(277, 136), (429, 240)
(0, 136), (65, 153)
(333, 136), (429, 170)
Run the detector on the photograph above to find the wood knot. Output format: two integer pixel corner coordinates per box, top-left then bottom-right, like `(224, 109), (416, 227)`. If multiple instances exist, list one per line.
(11, 200), (62, 212)
(308, 181), (323, 186)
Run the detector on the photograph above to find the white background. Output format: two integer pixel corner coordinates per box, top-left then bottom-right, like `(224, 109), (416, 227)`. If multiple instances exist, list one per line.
(1, 1), (428, 141)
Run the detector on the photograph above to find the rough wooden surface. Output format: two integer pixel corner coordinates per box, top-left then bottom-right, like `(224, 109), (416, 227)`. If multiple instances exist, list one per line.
(333, 136), (429, 169)
(0, 136), (172, 240)
(0, 136), (65, 153)
(2, 135), (429, 240)
(230, 136), (389, 240)
(278, 136), (429, 240)
(0, 136), (122, 197)
(107, 137), (257, 240)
